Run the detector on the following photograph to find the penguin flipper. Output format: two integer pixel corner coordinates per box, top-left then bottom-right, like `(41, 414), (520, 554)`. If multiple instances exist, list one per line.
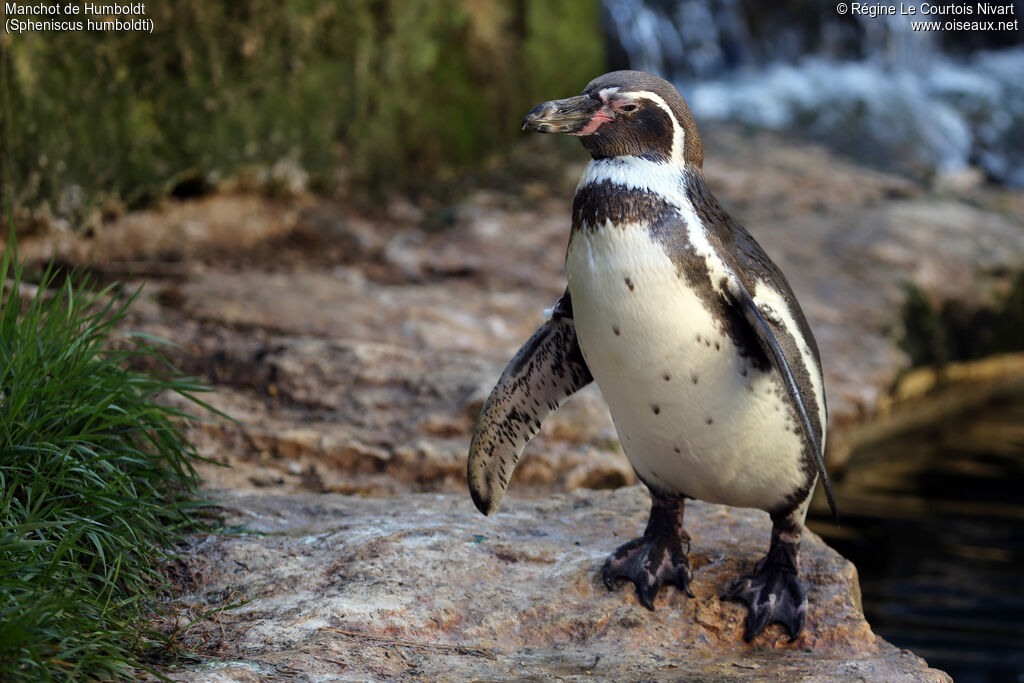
(738, 293), (838, 522)
(468, 300), (592, 516)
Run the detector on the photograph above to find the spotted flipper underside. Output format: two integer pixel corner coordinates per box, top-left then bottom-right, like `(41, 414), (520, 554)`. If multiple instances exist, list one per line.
(467, 317), (592, 515)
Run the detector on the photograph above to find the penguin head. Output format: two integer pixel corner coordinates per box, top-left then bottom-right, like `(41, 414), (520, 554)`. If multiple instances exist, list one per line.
(523, 70), (703, 168)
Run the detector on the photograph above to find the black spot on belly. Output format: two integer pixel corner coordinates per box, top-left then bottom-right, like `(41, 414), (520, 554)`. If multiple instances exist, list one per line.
(673, 446), (681, 454)
(705, 417), (714, 425)
(714, 342), (720, 351)
(662, 372), (671, 381)
(613, 325), (620, 336)
(651, 405), (661, 415)
(624, 276), (635, 291)
(691, 373), (698, 384)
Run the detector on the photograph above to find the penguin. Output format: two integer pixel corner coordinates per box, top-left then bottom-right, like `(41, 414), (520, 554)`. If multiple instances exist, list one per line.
(467, 70), (836, 643)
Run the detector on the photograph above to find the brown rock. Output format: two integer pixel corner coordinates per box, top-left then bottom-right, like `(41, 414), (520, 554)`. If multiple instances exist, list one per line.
(150, 335), (624, 499)
(160, 487), (949, 681)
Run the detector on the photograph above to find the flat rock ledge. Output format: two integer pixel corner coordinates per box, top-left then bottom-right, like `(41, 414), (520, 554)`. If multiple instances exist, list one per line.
(163, 486), (949, 681)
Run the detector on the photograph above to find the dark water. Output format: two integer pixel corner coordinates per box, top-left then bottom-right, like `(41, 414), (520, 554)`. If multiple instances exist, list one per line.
(807, 396), (1024, 683)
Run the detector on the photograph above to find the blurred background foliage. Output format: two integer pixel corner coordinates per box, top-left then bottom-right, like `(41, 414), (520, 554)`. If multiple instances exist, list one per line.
(0, 0), (603, 225)
(3, 0), (1023, 230)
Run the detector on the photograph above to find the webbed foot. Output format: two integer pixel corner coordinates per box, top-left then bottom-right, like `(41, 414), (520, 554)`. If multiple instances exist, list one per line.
(722, 560), (807, 641)
(602, 491), (693, 609)
(722, 524), (807, 642)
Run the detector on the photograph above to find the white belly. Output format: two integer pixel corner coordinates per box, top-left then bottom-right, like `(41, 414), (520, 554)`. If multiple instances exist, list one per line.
(566, 224), (807, 510)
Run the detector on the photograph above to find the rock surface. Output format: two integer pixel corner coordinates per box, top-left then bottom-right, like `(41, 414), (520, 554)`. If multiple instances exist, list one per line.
(162, 487), (949, 682)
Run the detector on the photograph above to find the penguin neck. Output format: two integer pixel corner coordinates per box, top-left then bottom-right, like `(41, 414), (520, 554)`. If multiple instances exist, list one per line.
(575, 155), (691, 209)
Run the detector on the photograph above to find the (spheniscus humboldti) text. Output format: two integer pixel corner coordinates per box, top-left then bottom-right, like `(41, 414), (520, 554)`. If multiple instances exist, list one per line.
(4, 3), (153, 33)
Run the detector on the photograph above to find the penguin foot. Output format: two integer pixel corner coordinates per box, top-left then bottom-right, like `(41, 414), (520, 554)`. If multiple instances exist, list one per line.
(602, 532), (694, 609)
(722, 553), (807, 642)
(603, 489), (693, 609)
(602, 506), (694, 611)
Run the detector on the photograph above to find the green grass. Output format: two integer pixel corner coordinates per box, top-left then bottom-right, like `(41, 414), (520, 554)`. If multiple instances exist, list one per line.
(0, 237), (217, 681)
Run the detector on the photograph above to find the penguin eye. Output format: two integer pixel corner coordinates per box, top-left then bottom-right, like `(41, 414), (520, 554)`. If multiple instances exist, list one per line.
(613, 99), (639, 114)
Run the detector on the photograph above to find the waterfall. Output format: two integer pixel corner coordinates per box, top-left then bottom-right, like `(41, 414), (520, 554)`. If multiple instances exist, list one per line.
(603, 0), (1024, 185)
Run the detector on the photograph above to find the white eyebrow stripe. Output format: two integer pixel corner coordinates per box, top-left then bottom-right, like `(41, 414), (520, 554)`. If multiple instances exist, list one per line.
(619, 90), (685, 165)
(598, 86), (620, 100)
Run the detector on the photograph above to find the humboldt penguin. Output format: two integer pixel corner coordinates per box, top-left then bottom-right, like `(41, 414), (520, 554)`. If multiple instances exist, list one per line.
(467, 70), (836, 642)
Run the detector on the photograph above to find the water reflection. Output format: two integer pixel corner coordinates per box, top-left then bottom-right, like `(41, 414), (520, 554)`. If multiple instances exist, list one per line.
(808, 396), (1024, 682)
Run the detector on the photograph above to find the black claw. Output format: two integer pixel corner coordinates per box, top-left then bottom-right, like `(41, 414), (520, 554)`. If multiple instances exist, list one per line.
(723, 565), (807, 642)
(638, 581), (658, 611)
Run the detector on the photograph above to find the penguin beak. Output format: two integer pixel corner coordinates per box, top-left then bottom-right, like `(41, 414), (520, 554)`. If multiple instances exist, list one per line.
(522, 95), (611, 135)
